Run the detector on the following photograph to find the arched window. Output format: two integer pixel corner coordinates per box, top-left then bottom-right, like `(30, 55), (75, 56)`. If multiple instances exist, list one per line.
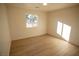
(26, 14), (38, 28)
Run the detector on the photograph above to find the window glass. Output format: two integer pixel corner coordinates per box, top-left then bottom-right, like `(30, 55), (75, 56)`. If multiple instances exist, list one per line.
(26, 14), (38, 28)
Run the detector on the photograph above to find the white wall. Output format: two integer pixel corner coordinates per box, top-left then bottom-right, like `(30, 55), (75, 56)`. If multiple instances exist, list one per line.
(7, 6), (47, 40)
(47, 6), (79, 46)
(0, 4), (11, 55)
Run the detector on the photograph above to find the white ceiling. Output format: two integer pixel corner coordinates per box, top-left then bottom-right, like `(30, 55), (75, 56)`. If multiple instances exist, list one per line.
(6, 3), (79, 12)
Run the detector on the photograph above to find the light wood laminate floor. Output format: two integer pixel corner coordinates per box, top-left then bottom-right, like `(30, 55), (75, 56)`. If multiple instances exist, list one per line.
(10, 34), (79, 56)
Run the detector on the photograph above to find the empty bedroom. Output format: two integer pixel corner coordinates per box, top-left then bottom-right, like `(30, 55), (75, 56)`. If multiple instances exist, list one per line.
(0, 3), (79, 56)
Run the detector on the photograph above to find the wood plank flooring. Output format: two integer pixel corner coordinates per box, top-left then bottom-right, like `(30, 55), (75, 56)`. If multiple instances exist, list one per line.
(10, 34), (79, 56)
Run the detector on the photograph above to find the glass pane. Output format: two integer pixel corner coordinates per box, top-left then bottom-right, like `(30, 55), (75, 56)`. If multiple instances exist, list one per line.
(26, 14), (38, 28)
(57, 21), (63, 35)
(62, 24), (71, 41)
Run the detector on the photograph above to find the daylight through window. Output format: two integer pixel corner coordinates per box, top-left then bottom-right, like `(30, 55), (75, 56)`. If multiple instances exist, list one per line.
(57, 21), (71, 41)
(26, 14), (38, 28)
